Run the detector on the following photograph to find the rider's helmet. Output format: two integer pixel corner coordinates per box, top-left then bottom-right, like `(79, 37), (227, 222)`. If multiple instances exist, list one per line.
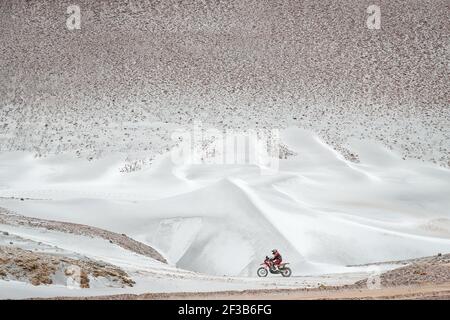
(272, 249), (278, 254)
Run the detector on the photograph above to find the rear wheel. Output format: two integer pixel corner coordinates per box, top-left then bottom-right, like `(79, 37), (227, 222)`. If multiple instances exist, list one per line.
(281, 267), (292, 277)
(257, 267), (268, 277)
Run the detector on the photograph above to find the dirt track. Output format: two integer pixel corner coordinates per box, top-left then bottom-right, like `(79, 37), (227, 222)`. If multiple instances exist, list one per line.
(188, 283), (450, 300)
(49, 282), (450, 300)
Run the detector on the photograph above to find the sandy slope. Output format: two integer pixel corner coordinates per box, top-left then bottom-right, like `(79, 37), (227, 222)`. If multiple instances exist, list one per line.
(0, 128), (449, 299)
(1, 210), (386, 299)
(0, 128), (449, 278)
(0, 209), (166, 263)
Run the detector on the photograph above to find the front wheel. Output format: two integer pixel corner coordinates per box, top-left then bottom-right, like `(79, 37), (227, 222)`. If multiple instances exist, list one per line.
(257, 267), (268, 277)
(281, 267), (292, 277)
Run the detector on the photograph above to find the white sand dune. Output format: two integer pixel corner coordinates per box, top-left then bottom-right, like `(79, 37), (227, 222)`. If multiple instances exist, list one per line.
(1, 128), (449, 280)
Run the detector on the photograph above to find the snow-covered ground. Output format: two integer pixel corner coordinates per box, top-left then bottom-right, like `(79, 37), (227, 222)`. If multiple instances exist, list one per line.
(0, 127), (449, 298)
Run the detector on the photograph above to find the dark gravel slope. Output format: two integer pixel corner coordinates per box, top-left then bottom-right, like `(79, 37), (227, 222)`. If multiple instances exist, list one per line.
(1, 1), (448, 164)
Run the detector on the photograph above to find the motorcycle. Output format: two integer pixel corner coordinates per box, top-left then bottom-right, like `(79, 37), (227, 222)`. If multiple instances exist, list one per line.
(257, 256), (292, 277)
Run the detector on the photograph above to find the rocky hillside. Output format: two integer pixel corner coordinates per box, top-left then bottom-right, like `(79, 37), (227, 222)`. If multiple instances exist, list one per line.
(0, 245), (135, 288)
(0, 0), (448, 165)
(354, 253), (450, 288)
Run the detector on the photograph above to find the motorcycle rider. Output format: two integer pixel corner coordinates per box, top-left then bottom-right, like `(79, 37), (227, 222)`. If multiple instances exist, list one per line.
(270, 249), (282, 270)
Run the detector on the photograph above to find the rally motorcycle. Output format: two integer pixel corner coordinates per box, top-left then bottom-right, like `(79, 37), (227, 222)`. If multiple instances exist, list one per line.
(257, 256), (292, 277)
